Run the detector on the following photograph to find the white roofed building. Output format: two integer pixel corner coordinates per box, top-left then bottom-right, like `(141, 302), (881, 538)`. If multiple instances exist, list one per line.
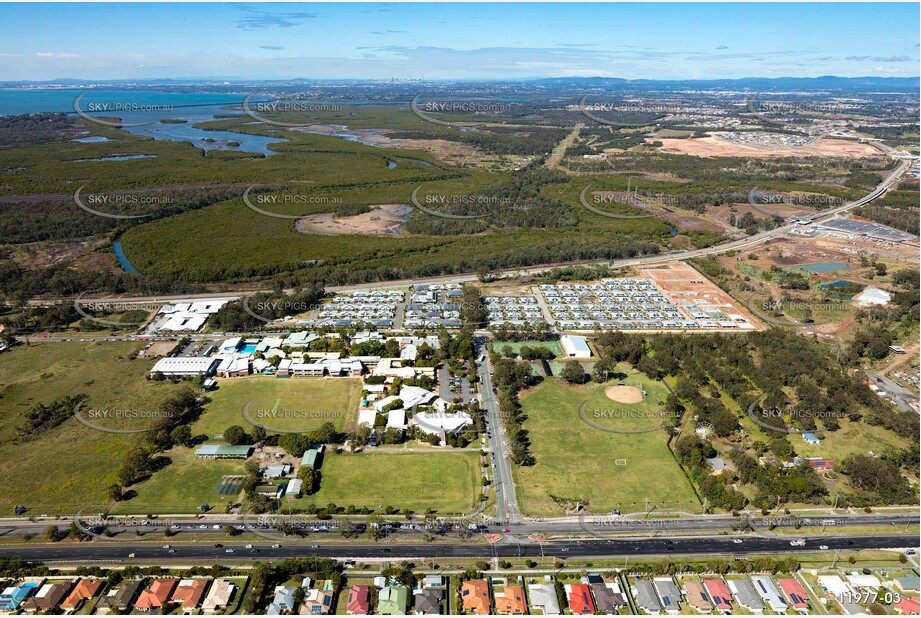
(150, 356), (220, 377)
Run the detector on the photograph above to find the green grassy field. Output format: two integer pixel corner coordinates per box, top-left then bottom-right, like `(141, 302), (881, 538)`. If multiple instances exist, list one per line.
(491, 340), (564, 357)
(514, 373), (701, 517)
(112, 446), (245, 514)
(0, 341), (183, 513)
(292, 450), (481, 514)
(193, 376), (361, 438)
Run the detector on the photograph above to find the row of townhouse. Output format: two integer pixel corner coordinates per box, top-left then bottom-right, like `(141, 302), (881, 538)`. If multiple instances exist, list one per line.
(632, 574), (814, 614)
(3, 576), (238, 614)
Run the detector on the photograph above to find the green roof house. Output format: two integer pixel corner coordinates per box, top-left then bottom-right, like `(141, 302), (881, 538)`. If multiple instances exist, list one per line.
(378, 586), (409, 615)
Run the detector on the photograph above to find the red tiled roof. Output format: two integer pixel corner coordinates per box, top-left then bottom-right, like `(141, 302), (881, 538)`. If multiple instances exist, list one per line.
(704, 579), (733, 610)
(60, 579), (103, 610)
(134, 579), (178, 610)
(461, 580), (490, 615)
(171, 579), (209, 608)
(495, 586), (527, 615)
(894, 596), (920, 615)
(567, 583), (596, 615)
(347, 586), (370, 615)
(777, 578), (809, 609)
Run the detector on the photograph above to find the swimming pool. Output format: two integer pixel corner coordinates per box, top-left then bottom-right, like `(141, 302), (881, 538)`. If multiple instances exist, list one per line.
(240, 344), (258, 355)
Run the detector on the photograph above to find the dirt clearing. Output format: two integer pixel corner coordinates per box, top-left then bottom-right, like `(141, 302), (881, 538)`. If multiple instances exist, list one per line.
(653, 136), (880, 158)
(295, 204), (411, 236)
(606, 385), (644, 403)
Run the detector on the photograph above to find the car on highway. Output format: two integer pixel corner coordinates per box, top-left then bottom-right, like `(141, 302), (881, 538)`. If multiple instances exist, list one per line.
(162, 545), (171, 549)
(127, 553), (136, 558)
(245, 544), (254, 549)
(906, 549), (916, 555)
(167, 549), (176, 554)
(271, 544), (281, 549)
(819, 545), (829, 550)
(225, 548), (235, 553)
(733, 539), (743, 544)
(170, 524), (181, 530)
(311, 544), (319, 548)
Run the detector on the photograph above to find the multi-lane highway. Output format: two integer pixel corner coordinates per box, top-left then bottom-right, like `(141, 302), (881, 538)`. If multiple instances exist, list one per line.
(1, 511), (915, 542)
(1, 535), (915, 565)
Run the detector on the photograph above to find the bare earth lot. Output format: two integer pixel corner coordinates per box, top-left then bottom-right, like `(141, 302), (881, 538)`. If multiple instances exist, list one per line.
(654, 136), (880, 158)
(295, 204), (411, 237)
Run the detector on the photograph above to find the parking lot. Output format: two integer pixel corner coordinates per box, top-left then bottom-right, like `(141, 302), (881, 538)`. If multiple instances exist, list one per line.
(439, 363), (474, 403)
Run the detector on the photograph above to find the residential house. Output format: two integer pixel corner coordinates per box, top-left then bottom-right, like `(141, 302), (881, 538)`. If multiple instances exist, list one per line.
(777, 578), (810, 614)
(527, 583), (561, 615)
(266, 586), (299, 615)
(60, 578), (103, 612)
(727, 579), (764, 613)
(895, 575), (921, 593)
(262, 463), (292, 479)
(414, 588), (443, 615)
(378, 585), (409, 615)
(461, 580), (491, 615)
(590, 582), (626, 613)
(806, 457), (836, 470)
(23, 581), (73, 613)
(683, 581), (713, 613)
(171, 578), (209, 611)
(634, 581), (663, 615)
(0, 581), (41, 611)
(201, 579), (235, 612)
(846, 573), (882, 590)
(302, 587), (334, 615)
(422, 576), (444, 588)
(818, 576), (862, 615)
(894, 596), (921, 615)
(135, 579), (178, 611)
(346, 586), (370, 615)
(653, 577), (682, 614)
(565, 583), (595, 615)
(751, 576), (788, 613)
(494, 585), (527, 615)
(703, 579), (733, 613)
(98, 580), (142, 612)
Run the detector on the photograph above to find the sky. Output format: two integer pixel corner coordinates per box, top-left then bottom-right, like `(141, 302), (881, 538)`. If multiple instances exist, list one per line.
(0, 3), (918, 81)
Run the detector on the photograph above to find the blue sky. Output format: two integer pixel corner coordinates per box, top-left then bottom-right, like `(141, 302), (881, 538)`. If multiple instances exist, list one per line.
(1, 3), (918, 81)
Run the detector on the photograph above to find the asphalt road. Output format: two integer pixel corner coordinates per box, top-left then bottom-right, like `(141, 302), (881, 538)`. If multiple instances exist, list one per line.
(2, 535), (916, 564)
(2, 511), (916, 542)
(476, 338), (523, 524)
